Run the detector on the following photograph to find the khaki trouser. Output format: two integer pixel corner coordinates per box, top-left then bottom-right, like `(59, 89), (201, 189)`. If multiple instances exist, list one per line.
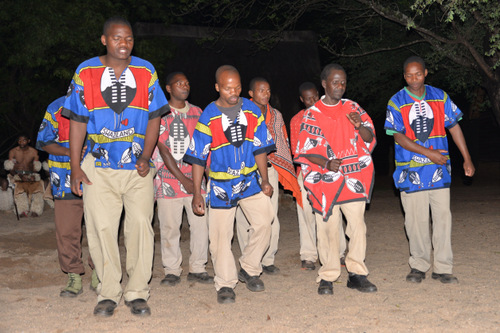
(316, 201), (368, 283)
(157, 196), (209, 276)
(296, 173), (348, 262)
(236, 165), (279, 266)
(401, 188), (453, 274)
(209, 192), (273, 291)
(81, 156), (155, 303)
(296, 172), (317, 262)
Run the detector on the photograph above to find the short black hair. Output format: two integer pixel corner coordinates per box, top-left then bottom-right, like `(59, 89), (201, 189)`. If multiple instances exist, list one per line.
(320, 63), (346, 82)
(248, 77), (269, 91)
(165, 72), (186, 86)
(215, 65), (239, 84)
(403, 56), (426, 72)
(298, 82), (317, 95)
(103, 16), (132, 36)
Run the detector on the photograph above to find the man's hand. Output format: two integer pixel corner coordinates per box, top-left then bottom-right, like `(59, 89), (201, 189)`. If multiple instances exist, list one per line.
(261, 179), (274, 197)
(425, 149), (448, 165)
(463, 160), (475, 177)
(346, 112), (362, 129)
(80, 145), (87, 161)
(70, 167), (92, 196)
(326, 159), (342, 172)
(135, 156), (150, 177)
(181, 178), (195, 194)
(192, 193), (205, 215)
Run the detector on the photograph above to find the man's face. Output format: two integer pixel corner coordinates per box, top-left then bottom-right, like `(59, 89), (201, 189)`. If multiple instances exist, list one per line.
(215, 71), (242, 107)
(404, 62), (427, 93)
(18, 136), (29, 148)
(249, 81), (271, 108)
(0, 179), (8, 191)
(166, 74), (190, 102)
(322, 69), (346, 104)
(101, 23), (134, 61)
(300, 88), (319, 108)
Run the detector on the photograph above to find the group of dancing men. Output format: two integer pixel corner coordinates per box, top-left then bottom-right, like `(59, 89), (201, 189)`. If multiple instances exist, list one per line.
(6, 16), (475, 317)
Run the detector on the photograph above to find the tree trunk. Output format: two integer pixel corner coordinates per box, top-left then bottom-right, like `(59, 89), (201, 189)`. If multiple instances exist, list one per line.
(485, 82), (500, 127)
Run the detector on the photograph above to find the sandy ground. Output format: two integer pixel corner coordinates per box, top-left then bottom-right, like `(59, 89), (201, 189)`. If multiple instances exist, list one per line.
(0, 163), (499, 333)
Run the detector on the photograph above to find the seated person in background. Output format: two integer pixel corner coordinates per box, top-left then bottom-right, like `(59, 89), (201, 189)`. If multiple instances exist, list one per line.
(0, 177), (14, 212)
(4, 135), (44, 217)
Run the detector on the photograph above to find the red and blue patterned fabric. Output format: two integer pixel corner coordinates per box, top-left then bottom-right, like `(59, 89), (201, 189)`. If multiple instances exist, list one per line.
(36, 96), (79, 199)
(183, 98), (275, 208)
(295, 98), (376, 221)
(62, 56), (169, 170)
(385, 85), (463, 193)
(152, 102), (206, 199)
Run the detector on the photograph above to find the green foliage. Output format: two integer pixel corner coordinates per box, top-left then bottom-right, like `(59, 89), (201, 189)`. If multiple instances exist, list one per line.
(0, 0), (173, 158)
(411, 0), (500, 67)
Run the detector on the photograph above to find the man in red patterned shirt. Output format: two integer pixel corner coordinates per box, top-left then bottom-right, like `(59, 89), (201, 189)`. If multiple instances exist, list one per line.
(152, 72), (213, 287)
(290, 82), (348, 271)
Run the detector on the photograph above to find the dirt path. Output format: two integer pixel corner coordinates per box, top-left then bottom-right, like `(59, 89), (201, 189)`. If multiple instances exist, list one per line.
(1, 164), (499, 332)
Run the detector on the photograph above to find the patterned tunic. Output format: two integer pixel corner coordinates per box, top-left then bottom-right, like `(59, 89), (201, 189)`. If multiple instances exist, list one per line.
(184, 98), (275, 208)
(62, 56), (169, 170)
(36, 96), (79, 199)
(295, 98), (376, 221)
(385, 85), (463, 193)
(153, 102), (205, 199)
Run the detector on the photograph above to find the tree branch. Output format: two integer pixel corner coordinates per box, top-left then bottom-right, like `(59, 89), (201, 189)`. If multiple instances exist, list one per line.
(320, 39), (427, 58)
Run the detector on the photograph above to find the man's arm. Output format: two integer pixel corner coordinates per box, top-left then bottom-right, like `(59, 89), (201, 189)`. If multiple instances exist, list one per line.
(157, 141), (194, 194)
(30, 147), (40, 162)
(42, 144), (69, 157)
(346, 112), (373, 143)
(305, 156), (342, 172)
(43, 143), (87, 161)
(255, 152), (273, 197)
(393, 132), (448, 165)
(136, 117), (160, 177)
(191, 163), (205, 215)
(69, 120), (91, 196)
(448, 124), (475, 177)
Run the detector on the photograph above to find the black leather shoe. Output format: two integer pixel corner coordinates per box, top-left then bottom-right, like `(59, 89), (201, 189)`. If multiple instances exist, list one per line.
(238, 268), (265, 292)
(347, 274), (377, 293)
(93, 300), (117, 317)
(318, 279), (333, 295)
(432, 272), (459, 284)
(406, 268), (426, 283)
(160, 274), (180, 286)
(262, 264), (280, 275)
(125, 299), (151, 316)
(187, 272), (214, 284)
(217, 287), (235, 304)
(301, 260), (316, 271)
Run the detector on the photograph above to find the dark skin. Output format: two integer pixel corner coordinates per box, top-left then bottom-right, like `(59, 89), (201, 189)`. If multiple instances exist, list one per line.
(299, 88), (319, 109)
(248, 80), (270, 115)
(157, 73), (194, 194)
(394, 62), (475, 177)
(306, 69), (373, 171)
(191, 69), (272, 216)
(42, 144), (87, 162)
(8, 136), (39, 181)
(69, 23), (160, 195)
